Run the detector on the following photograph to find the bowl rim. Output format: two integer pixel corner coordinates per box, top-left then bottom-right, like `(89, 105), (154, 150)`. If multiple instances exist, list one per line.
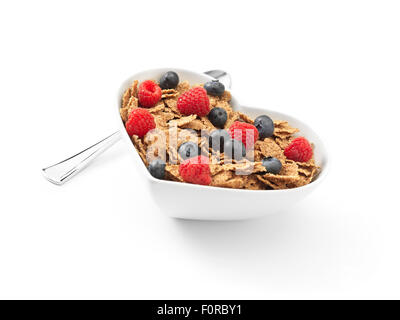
(116, 68), (330, 194)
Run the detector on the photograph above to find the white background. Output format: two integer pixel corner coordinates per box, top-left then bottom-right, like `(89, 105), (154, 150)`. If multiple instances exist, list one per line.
(0, 0), (399, 299)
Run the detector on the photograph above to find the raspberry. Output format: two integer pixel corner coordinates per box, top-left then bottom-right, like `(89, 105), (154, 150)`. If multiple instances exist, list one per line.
(138, 80), (162, 107)
(177, 87), (210, 116)
(179, 155), (211, 186)
(228, 121), (259, 149)
(284, 137), (313, 162)
(125, 108), (156, 138)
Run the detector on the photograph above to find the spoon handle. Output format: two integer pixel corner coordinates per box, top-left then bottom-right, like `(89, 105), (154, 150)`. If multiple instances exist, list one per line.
(42, 70), (232, 185)
(204, 70), (232, 89)
(42, 131), (122, 185)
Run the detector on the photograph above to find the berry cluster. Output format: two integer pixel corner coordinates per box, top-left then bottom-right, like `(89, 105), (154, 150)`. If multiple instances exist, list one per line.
(122, 71), (314, 186)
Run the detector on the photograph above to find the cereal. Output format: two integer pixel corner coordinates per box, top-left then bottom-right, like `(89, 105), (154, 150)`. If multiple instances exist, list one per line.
(224, 112), (240, 130)
(131, 135), (148, 166)
(147, 101), (165, 113)
(165, 164), (183, 182)
(254, 138), (285, 162)
(273, 120), (299, 138)
(199, 116), (215, 131)
(275, 136), (293, 150)
(181, 119), (205, 131)
(164, 98), (181, 115)
(161, 89), (178, 99)
(244, 175), (265, 190)
(122, 88), (131, 109)
(144, 129), (167, 162)
(256, 175), (286, 190)
(120, 107), (129, 123)
(169, 114), (197, 127)
(238, 112), (254, 124)
(120, 76), (319, 190)
(211, 170), (244, 189)
(176, 81), (190, 95)
(121, 80), (138, 108)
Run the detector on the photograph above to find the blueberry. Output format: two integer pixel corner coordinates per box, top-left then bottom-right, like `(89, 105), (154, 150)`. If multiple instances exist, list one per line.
(204, 80), (225, 96)
(148, 159), (166, 179)
(262, 157), (282, 174)
(209, 129), (231, 153)
(208, 107), (228, 128)
(159, 71), (179, 89)
(224, 139), (246, 160)
(178, 141), (200, 160)
(254, 115), (274, 139)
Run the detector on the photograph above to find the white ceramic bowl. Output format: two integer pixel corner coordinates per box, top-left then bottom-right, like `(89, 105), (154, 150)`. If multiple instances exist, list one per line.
(117, 68), (329, 220)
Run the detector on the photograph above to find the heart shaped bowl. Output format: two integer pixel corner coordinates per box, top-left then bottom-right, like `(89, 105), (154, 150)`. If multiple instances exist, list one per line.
(117, 68), (329, 220)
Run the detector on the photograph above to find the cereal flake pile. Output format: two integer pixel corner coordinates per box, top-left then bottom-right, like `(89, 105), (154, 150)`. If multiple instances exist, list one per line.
(120, 71), (319, 190)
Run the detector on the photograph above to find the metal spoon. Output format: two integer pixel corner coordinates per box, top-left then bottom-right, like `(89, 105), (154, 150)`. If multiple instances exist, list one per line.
(42, 70), (232, 185)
